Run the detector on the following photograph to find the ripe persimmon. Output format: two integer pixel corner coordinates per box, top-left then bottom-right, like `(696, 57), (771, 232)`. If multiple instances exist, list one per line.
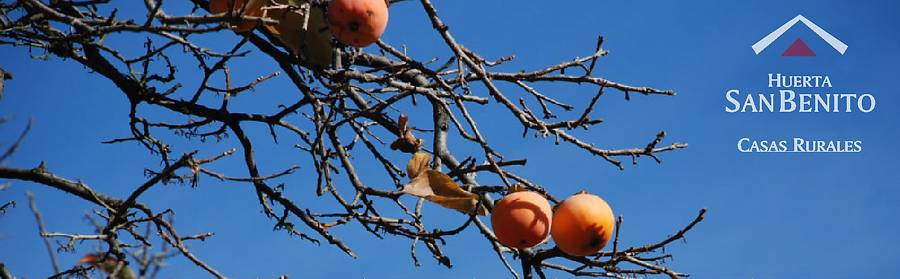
(551, 192), (615, 256)
(491, 191), (552, 249)
(209, 0), (265, 33)
(327, 0), (389, 47)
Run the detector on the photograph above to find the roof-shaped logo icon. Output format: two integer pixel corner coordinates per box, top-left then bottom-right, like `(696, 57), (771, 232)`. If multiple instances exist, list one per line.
(751, 14), (848, 55)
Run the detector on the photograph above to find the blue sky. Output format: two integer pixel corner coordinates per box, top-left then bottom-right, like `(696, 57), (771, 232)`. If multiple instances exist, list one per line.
(2, 0), (900, 278)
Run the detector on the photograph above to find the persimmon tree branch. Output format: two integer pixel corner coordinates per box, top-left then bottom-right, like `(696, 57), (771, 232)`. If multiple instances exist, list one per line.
(26, 192), (61, 274)
(0, 0), (701, 278)
(0, 159), (227, 278)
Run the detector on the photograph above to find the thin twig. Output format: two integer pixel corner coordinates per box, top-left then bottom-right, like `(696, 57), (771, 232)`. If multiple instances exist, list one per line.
(26, 192), (60, 274)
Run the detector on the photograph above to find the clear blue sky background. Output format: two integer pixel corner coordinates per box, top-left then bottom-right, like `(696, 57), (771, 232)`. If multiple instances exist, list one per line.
(2, 0), (899, 278)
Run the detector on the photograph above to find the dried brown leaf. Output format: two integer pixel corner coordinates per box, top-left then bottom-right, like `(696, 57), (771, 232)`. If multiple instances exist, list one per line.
(425, 195), (487, 215)
(390, 114), (423, 153)
(401, 170), (484, 215)
(265, 1), (333, 67)
(422, 170), (475, 198)
(406, 152), (430, 180)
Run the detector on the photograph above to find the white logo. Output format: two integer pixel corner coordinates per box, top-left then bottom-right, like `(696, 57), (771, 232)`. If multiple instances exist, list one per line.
(751, 14), (848, 55)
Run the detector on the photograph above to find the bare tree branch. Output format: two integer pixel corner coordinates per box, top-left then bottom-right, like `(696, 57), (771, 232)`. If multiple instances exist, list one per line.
(0, 0), (702, 277)
(26, 192), (61, 274)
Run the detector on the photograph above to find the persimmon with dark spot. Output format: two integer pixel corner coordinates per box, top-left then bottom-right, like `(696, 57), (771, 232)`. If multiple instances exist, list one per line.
(491, 191), (552, 249)
(551, 192), (615, 256)
(327, 0), (389, 47)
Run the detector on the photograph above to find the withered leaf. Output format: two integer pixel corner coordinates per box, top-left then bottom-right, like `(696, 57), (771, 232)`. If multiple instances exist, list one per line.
(425, 195), (488, 215)
(422, 170), (475, 198)
(390, 114), (423, 153)
(265, 0), (334, 67)
(402, 169), (485, 215)
(406, 152), (430, 180)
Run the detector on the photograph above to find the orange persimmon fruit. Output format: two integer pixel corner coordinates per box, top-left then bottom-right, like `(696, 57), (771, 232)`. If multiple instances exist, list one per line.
(327, 0), (389, 47)
(491, 191), (552, 249)
(209, 0), (265, 33)
(551, 192), (615, 256)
